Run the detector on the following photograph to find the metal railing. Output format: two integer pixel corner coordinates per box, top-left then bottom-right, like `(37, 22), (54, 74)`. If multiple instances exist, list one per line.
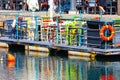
(0, 13), (120, 53)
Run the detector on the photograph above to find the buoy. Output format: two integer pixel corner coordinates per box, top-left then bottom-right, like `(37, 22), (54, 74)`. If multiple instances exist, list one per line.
(7, 53), (15, 62)
(100, 25), (115, 41)
(90, 52), (96, 61)
(7, 61), (15, 68)
(28, 46), (49, 52)
(7, 53), (15, 71)
(68, 51), (91, 57)
(7, 60), (15, 72)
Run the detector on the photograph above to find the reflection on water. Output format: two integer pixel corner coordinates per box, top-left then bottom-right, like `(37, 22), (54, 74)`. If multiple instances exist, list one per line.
(0, 49), (120, 80)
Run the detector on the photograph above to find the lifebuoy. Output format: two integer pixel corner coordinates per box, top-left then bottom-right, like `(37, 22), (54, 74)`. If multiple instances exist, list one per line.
(100, 25), (115, 41)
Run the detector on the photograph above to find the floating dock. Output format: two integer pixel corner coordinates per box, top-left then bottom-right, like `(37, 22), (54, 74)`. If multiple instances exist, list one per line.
(0, 11), (120, 58)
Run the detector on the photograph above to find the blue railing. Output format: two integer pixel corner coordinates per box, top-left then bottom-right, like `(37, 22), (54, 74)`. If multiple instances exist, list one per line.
(0, 14), (120, 53)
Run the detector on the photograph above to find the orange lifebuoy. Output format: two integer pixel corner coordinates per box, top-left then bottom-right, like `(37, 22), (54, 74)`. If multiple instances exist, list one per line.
(100, 25), (115, 41)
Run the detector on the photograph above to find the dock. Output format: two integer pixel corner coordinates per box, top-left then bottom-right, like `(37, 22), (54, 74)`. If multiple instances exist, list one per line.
(0, 10), (120, 58)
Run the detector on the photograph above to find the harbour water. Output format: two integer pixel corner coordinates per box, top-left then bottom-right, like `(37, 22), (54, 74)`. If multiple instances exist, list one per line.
(0, 48), (120, 80)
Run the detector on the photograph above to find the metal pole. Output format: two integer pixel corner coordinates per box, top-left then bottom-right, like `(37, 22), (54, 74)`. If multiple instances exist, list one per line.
(56, 17), (59, 43)
(79, 10), (82, 46)
(35, 16), (39, 41)
(59, 0), (62, 16)
(15, 12), (20, 40)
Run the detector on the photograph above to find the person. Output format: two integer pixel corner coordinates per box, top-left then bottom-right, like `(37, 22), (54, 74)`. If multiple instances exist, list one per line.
(27, 0), (39, 11)
(84, 0), (89, 13)
(76, 0), (84, 13)
(9, 1), (15, 10)
(40, 1), (49, 11)
(23, 1), (28, 11)
(97, 0), (106, 14)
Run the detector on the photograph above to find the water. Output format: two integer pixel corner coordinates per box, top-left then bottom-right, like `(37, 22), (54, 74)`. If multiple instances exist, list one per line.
(0, 48), (120, 80)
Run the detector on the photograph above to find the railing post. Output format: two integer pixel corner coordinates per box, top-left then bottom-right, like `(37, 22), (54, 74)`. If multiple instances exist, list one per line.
(15, 12), (20, 40)
(100, 10), (102, 21)
(79, 22), (82, 47)
(19, 20), (23, 39)
(104, 21), (108, 49)
(68, 27), (70, 45)
(76, 28), (79, 46)
(65, 22), (69, 45)
(79, 10), (82, 46)
(56, 17), (59, 43)
(35, 16), (39, 41)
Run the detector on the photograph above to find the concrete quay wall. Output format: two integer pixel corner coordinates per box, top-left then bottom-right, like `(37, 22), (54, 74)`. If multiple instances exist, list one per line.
(0, 10), (120, 21)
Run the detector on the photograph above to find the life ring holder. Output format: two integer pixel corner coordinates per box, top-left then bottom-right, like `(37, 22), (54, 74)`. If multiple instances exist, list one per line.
(100, 25), (115, 41)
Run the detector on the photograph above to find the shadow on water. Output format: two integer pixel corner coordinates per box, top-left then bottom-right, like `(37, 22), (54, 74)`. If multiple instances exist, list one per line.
(8, 44), (120, 62)
(49, 48), (68, 58)
(95, 54), (120, 62)
(8, 44), (25, 55)
(8, 45), (68, 57)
